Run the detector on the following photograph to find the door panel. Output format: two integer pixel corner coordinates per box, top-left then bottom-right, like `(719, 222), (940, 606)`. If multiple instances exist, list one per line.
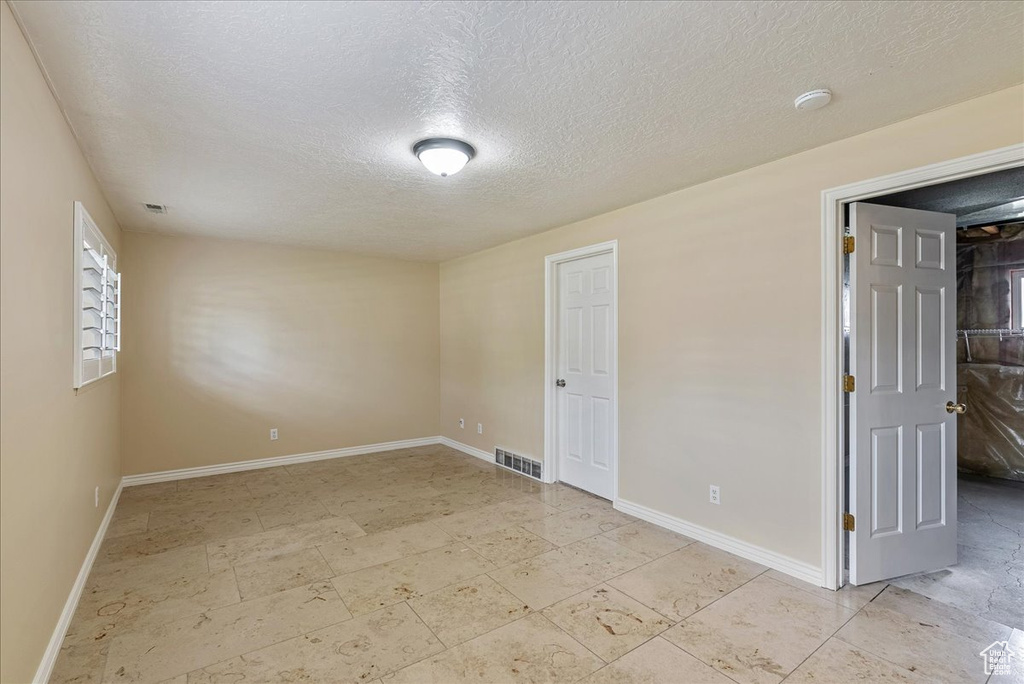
(915, 230), (945, 269)
(556, 252), (615, 499)
(916, 287), (945, 390)
(916, 423), (946, 528)
(593, 304), (611, 375)
(567, 393), (583, 462)
(591, 396), (611, 469)
(567, 307), (584, 373)
(871, 285), (902, 393)
(870, 425), (901, 536)
(850, 202), (957, 585)
(870, 224), (902, 266)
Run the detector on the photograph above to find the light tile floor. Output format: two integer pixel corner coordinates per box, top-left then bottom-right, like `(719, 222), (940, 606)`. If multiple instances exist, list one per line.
(50, 445), (1023, 683)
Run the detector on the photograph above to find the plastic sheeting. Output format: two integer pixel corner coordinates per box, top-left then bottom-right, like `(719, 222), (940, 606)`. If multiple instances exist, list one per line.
(958, 363), (1024, 482)
(956, 230), (1024, 366)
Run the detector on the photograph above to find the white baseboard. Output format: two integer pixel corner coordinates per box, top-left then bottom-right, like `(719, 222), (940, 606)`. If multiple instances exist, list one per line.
(33, 481), (123, 684)
(122, 436), (442, 486)
(438, 436), (494, 464)
(614, 497), (823, 587)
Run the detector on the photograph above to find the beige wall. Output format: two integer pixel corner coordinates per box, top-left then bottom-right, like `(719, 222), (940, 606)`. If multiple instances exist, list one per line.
(1, 9), (1020, 677)
(121, 232), (440, 475)
(0, 4), (124, 682)
(440, 85), (1024, 570)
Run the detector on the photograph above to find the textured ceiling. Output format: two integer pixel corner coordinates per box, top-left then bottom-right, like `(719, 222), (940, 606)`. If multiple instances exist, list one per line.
(870, 167), (1024, 226)
(11, 0), (1024, 261)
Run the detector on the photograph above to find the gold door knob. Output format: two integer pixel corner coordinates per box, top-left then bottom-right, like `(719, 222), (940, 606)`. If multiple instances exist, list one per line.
(946, 401), (967, 414)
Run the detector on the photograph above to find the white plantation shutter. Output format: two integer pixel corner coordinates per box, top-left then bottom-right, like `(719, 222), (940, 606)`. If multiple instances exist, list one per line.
(74, 202), (120, 388)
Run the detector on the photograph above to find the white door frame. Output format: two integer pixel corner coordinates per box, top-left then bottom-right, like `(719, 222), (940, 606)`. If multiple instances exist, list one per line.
(544, 240), (619, 499)
(820, 144), (1023, 590)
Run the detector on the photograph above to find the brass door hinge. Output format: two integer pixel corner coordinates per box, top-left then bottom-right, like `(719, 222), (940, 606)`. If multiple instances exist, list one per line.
(843, 513), (856, 531)
(843, 235), (855, 255)
(843, 374), (855, 393)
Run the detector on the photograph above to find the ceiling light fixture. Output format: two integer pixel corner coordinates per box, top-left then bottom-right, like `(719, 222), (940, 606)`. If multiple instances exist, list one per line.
(794, 89), (832, 111)
(413, 138), (475, 177)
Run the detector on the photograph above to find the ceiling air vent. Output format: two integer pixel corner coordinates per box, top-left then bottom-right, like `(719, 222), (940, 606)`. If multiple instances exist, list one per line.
(143, 203), (167, 214)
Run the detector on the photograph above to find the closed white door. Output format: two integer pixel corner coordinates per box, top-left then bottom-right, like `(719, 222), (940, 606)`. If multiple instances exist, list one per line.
(849, 202), (959, 585)
(556, 252), (616, 499)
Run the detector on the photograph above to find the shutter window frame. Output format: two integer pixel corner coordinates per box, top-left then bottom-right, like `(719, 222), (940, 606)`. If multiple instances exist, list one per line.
(73, 202), (120, 389)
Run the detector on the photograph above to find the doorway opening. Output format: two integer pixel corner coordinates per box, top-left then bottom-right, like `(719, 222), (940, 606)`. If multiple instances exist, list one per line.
(823, 145), (1023, 629)
(544, 241), (619, 500)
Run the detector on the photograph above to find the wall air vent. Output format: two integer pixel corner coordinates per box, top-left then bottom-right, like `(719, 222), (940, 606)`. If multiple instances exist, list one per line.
(495, 448), (542, 480)
(143, 203), (167, 214)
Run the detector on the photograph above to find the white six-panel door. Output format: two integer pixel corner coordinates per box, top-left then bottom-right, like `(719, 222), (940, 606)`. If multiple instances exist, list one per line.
(849, 202), (958, 585)
(556, 252), (615, 499)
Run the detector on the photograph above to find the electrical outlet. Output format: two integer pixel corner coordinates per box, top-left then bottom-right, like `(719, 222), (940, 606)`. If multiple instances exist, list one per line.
(459, 418), (464, 429)
(94, 486), (100, 508)
(270, 428), (278, 441)
(477, 423), (483, 434)
(709, 485), (720, 505)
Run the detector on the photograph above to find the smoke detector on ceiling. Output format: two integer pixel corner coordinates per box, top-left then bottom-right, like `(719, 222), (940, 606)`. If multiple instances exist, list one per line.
(143, 203), (167, 214)
(794, 89), (832, 111)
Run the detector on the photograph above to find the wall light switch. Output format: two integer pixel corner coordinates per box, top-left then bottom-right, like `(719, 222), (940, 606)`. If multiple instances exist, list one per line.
(270, 428), (279, 441)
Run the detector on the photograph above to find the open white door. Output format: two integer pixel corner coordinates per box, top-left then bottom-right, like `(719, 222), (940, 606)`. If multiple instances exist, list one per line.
(555, 251), (616, 499)
(849, 202), (960, 585)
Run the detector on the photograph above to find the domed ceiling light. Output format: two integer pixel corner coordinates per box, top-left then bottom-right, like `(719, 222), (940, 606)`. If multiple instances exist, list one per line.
(413, 138), (476, 177)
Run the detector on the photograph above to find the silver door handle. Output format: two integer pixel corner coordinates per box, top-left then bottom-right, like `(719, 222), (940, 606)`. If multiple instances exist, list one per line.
(556, 379), (566, 388)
